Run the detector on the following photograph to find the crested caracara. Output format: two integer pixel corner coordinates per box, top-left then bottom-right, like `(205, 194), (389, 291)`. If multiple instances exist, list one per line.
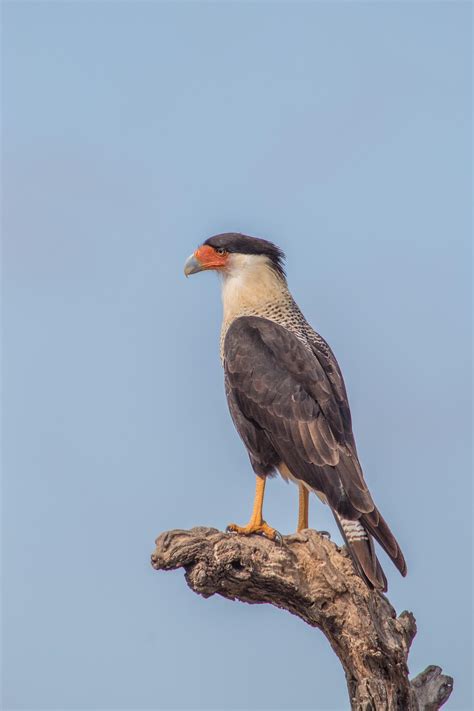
(184, 233), (406, 591)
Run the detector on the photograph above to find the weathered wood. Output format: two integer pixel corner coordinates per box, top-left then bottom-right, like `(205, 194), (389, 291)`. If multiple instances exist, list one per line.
(410, 666), (454, 711)
(151, 527), (453, 711)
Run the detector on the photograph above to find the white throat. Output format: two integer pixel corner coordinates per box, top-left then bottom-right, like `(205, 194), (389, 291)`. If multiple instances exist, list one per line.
(220, 253), (288, 324)
(217, 253), (308, 364)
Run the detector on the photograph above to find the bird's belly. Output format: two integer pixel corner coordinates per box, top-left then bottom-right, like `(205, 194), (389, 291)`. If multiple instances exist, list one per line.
(277, 462), (328, 504)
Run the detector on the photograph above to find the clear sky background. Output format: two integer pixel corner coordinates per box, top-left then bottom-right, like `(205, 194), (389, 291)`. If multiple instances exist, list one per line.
(2, 2), (472, 710)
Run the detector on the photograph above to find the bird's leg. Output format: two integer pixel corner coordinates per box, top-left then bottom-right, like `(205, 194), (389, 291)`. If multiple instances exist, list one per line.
(297, 484), (309, 531)
(226, 475), (280, 541)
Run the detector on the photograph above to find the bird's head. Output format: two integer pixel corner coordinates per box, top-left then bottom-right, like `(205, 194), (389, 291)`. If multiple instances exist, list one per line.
(184, 233), (286, 281)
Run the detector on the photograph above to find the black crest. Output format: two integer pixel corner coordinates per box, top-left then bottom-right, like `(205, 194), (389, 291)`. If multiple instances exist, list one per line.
(204, 233), (286, 278)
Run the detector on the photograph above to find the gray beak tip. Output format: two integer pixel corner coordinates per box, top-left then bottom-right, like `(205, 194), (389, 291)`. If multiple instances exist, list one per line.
(184, 253), (204, 277)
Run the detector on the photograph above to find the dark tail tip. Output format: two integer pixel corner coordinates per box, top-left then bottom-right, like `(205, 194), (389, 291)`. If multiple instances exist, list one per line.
(362, 508), (407, 578)
(333, 512), (388, 591)
(349, 537), (388, 592)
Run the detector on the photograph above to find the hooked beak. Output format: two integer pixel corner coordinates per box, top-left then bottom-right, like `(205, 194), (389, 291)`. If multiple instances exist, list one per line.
(184, 253), (204, 277)
(184, 244), (228, 277)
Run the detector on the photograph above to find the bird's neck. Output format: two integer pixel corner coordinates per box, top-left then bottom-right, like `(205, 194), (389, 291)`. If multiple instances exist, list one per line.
(220, 257), (290, 325)
(219, 257), (293, 362)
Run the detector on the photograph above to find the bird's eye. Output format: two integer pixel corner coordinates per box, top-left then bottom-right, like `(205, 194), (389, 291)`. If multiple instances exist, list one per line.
(216, 248), (227, 255)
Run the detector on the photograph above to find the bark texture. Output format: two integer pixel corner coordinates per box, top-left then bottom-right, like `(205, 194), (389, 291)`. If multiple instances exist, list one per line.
(151, 527), (453, 711)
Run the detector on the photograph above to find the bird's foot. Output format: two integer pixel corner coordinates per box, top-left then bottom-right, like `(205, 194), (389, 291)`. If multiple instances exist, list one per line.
(296, 527), (331, 539)
(226, 521), (282, 543)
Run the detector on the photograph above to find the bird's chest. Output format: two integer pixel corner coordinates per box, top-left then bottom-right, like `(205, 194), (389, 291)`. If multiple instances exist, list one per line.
(220, 321), (231, 364)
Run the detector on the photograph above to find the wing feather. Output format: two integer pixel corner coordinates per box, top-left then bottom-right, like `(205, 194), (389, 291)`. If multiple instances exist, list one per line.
(224, 316), (374, 516)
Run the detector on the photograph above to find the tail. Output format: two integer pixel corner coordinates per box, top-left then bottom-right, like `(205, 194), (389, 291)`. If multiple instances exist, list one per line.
(334, 508), (407, 592)
(362, 507), (407, 577)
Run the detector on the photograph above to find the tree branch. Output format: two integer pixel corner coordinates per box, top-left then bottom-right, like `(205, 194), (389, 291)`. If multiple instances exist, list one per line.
(151, 527), (453, 711)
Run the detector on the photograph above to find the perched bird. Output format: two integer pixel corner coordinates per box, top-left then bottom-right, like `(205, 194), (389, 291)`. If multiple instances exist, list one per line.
(184, 233), (406, 591)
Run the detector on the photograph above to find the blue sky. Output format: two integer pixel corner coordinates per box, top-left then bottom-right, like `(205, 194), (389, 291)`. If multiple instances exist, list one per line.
(2, 1), (472, 709)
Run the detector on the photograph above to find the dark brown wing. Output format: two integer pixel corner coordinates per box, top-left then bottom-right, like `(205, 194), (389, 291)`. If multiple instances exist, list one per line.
(224, 376), (281, 477)
(224, 316), (373, 514)
(305, 329), (356, 450)
(224, 316), (406, 588)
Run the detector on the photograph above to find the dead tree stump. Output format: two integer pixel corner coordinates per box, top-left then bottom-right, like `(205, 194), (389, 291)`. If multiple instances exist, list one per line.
(151, 527), (453, 711)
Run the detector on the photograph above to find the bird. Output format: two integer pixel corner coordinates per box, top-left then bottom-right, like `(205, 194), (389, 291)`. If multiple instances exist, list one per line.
(184, 233), (406, 591)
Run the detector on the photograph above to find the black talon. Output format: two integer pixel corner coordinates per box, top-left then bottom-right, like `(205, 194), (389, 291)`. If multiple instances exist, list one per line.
(274, 530), (283, 544)
(319, 530), (331, 539)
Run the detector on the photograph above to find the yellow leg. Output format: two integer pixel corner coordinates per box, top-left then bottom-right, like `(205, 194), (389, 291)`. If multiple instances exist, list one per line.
(297, 484), (309, 531)
(227, 476), (279, 540)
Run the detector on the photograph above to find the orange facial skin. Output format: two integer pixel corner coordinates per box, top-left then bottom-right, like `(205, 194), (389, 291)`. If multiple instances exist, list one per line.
(194, 244), (229, 271)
